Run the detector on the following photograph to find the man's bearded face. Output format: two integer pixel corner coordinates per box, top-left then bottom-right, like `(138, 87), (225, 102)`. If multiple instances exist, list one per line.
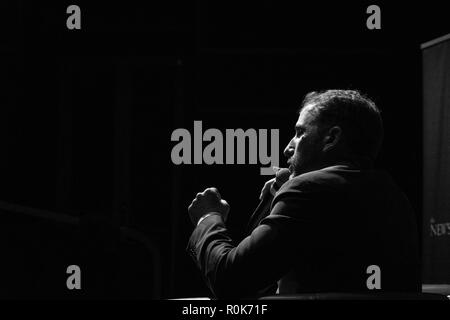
(284, 104), (326, 177)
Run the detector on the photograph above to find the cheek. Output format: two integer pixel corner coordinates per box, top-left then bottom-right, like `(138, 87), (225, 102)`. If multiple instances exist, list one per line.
(295, 136), (307, 149)
(295, 135), (316, 154)
(293, 137), (306, 155)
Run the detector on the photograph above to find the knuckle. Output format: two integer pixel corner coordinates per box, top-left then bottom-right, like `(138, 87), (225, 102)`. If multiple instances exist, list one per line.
(206, 187), (218, 194)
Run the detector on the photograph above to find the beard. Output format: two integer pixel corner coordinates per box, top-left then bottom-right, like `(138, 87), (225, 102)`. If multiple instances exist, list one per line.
(288, 146), (323, 178)
(286, 152), (300, 177)
(288, 154), (302, 177)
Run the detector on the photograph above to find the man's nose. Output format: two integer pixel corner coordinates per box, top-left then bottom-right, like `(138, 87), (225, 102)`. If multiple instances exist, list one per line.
(284, 140), (294, 158)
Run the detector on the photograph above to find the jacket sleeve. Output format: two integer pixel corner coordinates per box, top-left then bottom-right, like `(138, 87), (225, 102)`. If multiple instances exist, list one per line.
(186, 180), (319, 299)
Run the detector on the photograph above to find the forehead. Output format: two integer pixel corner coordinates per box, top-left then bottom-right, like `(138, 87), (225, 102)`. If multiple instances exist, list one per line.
(296, 104), (318, 127)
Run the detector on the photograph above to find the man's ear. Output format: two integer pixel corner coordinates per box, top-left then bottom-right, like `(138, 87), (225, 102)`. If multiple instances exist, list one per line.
(322, 126), (342, 152)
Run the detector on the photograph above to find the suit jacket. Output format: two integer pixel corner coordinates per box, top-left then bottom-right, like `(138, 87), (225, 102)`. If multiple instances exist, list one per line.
(187, 159), (420, 299)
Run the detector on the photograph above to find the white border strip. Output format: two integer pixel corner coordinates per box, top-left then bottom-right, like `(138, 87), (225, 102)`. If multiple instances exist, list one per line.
(421, 33), (450, 50)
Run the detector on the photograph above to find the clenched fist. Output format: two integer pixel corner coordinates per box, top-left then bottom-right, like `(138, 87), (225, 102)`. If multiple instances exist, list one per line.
(188, 187), (230, 225)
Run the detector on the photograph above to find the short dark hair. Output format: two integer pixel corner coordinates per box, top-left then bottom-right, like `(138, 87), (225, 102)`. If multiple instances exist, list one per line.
(300, 89), (384, 159)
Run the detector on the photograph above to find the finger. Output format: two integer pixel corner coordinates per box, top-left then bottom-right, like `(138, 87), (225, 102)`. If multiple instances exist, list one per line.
(205, 187), (221, 199)
(209, 187), (219, 195)
(260, 179), (274, 199)
(259, 189), (266, 200)
(259, 185), (268, 199)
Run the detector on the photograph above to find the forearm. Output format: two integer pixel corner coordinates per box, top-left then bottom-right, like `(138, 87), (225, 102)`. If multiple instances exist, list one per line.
(187, 213), (295, 299)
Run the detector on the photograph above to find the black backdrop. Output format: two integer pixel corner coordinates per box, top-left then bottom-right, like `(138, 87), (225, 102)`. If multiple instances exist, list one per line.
(0, 1), (448, 299)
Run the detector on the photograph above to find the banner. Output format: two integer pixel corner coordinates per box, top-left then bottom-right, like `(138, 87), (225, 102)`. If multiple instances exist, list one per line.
(422, 34), (450, 284)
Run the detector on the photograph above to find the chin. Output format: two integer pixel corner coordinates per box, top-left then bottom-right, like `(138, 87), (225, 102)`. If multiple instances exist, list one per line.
(291, 164), (311, 177)
(290, 167), (301, 177)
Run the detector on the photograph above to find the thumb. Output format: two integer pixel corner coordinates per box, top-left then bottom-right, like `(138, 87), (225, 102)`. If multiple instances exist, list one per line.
(220, 199), (230, 221)
(220, 199), (230, 210)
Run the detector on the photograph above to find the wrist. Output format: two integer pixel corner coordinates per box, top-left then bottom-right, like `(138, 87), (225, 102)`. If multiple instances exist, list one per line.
(196, 212), (223, 226)
(270, 182), (281, 196)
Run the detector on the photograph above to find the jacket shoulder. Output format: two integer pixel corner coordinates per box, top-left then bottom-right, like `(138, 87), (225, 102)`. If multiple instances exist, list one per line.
(278, 166), (349, 195)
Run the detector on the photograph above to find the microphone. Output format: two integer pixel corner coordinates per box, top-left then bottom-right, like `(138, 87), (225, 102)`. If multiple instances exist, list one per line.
(271, 167), (292, 195)
(246, 168), (291, 233)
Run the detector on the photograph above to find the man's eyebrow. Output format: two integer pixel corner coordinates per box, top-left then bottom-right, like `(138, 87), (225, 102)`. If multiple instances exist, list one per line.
(295, 124), (304, 130)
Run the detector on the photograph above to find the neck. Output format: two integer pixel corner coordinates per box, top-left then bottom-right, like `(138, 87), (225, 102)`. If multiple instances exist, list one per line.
(323, 153), (374, 169)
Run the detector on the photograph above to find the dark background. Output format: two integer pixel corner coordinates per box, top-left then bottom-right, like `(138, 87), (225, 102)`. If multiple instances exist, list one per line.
(0, 1), (448, 298)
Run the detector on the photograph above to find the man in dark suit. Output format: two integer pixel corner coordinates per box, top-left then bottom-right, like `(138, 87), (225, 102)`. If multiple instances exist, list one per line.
(187, 90), (420, 299)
